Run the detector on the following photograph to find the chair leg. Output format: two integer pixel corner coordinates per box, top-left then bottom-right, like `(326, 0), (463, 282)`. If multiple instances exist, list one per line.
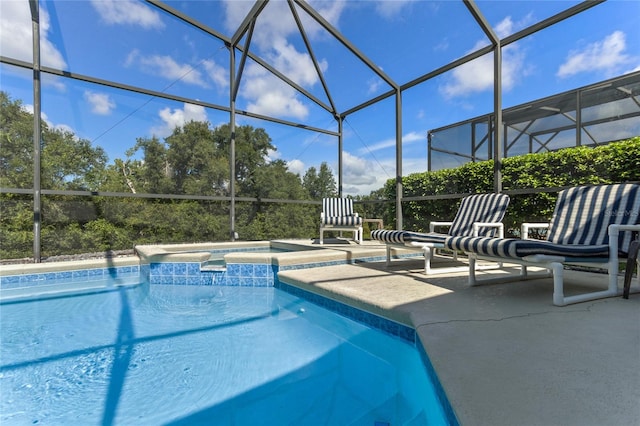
(468, 254), (478, 286)
(423, 246), (433, 275)
(623, 239), (639, 299)
(551, 262), (567, 306)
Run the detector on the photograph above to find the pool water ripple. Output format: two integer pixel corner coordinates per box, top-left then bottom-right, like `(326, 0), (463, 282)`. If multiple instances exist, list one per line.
(1, 284), (451, 425)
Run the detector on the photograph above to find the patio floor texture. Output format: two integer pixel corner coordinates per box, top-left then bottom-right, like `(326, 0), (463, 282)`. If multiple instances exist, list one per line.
(277, 240), (640, 426)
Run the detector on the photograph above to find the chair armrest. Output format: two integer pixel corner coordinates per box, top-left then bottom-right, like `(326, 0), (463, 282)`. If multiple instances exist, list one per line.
(609, 224), (640, 232)
(608, 224), (640, 265)
(609, 224), (640, 245)
(472, 222), (504, 238)
(429, 221), (453, 233)
(521, 223), (550, 240)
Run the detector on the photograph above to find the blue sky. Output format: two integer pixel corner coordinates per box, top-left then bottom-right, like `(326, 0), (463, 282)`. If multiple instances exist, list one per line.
(1, 0), (639, 195)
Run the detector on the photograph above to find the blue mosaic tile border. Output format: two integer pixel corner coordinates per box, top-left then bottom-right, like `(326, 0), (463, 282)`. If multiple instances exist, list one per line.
(0, 265), (141, 289)
(278, 255), (388, 271)
(146, 262), (276, 286)
(276, 281), (416, 344)
(224, 263), (275, 286)
(145, 255), (393, 287)
(1, 250), (404, 291)
(148, 262), (211, 285)
(145, 250), (392, 286)
(416, 339), (460, 426)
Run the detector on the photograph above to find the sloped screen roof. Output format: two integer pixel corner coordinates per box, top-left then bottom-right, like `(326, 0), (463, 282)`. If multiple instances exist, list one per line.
(1, 0), (639, 196)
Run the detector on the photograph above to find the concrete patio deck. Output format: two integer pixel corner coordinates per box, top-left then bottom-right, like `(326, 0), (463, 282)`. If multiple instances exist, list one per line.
(277, 239), (640, 426)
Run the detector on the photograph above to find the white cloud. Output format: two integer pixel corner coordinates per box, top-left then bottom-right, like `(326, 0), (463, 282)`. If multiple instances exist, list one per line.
(343, 151), (378, 185)
(367, 77), (384, 95)
(439, 16), (531, 99)
(90, 0), (164, 29)
(237, 36), (329, 119)
(339, 130), (431, 195)
(0, 1), (66, 69)
(23, 104), (77, 137)
(441, 42), (528, 98)
(84, 91), (115, 115)
(151, 103), (208, 137)
(287, 159), (305, 176)
(125, 49), (212, 88)
(557, 31), (634, 78)
(202, 59), (229, 90)
(222, 1), (257, 34)
(302, 139), (428, 195)
(271, 38), (326, 86)
(23, 104), (48, 125)
(340, 151), (398, 196)
(223, 0), (346, 46)
(374, 0), (415, 19)
(357, 131), (424, 155)
(494, 13), (534, 38)
(222, 0), (344, 120)
(266, 148), (280, 164)
(242, 63), (310, 119)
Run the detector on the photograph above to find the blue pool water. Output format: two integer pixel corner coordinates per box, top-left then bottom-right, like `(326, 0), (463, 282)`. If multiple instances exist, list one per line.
(0, 283), (452, 425)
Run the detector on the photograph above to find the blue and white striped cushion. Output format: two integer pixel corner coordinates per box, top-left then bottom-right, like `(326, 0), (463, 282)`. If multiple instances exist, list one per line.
(321, 198), (362, 225)
(445, 236), (610, 259)
(547, 184), (640, 252)
(371, 193), (510, 245)
(323, 215), (363, 226)
(448, 193), (510, 237)
(445, 184), (640, 260)
(445, 236), (518, 258)
(371, 229), (446, 244)
(323, 198), (355, 217)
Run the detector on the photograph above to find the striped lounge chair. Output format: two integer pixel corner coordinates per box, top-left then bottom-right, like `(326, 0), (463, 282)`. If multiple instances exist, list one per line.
(445, 184), (640, 306)
(319, 198), (363, 245)
(371, 193), (510, 274)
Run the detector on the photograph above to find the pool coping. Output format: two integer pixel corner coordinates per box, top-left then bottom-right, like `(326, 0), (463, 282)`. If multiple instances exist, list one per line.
(0, 256), (140, 276)
(133, 240), (393, 267)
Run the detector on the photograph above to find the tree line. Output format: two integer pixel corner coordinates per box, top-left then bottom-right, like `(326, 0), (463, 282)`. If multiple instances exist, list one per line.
(7, 88), (631, 261)
(1, 91), (374, 259)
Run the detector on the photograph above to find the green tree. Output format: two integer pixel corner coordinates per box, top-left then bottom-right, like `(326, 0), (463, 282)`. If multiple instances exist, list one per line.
(0, 92), (34, 188)
(302, 162), (337, 199)
(0, 91), (108, 191)
(165, 120), (225, 195)
(213, 124), (275, 196)
(236, 159), (317, 239)
(1, 91), (113, 257)
(128, 136), (169, 193)
(42, 128), (108, 191)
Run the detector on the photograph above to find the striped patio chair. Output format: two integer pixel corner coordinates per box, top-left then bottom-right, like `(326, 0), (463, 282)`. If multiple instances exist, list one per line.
(445, 184), (640, 306)
(371, 193), (510, 274)
(320, 198), (363, 245)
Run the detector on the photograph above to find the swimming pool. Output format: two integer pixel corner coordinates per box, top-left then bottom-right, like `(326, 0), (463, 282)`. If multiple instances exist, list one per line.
(0, 282), (454, 425)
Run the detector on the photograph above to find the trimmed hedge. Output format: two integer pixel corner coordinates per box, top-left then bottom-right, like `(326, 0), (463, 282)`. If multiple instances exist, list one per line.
(382, 137), (640, 236)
